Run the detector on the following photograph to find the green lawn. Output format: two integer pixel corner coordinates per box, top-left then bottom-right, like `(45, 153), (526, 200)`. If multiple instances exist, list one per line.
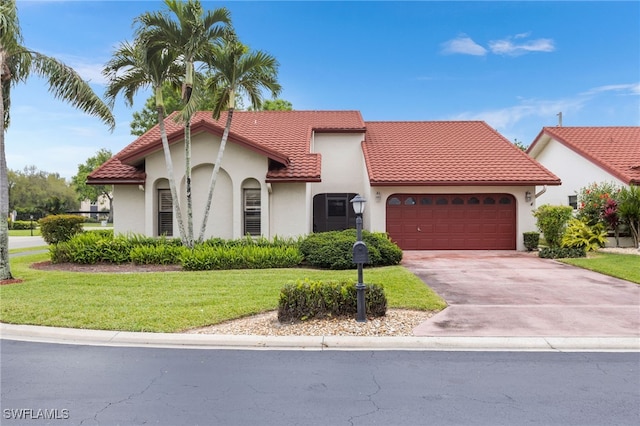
(8, 229), (41, 237)
(0, 253), (447, 333)
(560, 252), (640, 284)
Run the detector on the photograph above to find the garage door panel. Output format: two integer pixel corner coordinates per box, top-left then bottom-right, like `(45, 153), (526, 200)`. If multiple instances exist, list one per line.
(386, 193), (515, 250)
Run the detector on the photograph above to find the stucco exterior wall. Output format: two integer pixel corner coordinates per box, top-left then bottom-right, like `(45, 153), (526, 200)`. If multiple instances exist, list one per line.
(366, 185), (537, 251)
(269, 182), (308, 237)
(533, 139), (625, 206)
(112, 185), (145, 235)
(311, 132), (367, 196)
(138, 132), (270, 239)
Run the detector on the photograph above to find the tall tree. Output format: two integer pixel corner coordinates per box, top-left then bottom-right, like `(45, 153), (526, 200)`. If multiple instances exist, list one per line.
(71, 148), (113, 220)
(0, 0), (115, 280)
(9, 166), (78, 218)
(129, 77), (236, 136)
(103, 37), (190, 246)
(249, 98), (292, 111)
(198, 32), (281, 241)
(136, 0), (230, 247)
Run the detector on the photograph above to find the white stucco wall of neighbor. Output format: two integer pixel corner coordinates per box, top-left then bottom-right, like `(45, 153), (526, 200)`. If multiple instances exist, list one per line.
(534, 139), (625, 206)
(112, 185), (145, 235)
(368, 186), (537, 251)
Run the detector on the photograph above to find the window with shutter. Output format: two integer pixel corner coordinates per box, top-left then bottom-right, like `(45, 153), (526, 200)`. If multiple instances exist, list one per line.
(244, 189), (261, 236)
(158, 189), (173, 236)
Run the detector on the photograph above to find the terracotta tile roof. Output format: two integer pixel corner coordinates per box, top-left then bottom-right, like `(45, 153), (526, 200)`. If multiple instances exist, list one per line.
(363, 121), (560, 186)
(528, 127), (640, 185)
(86, 156), (146, 184)
(89, 110), (366, 184)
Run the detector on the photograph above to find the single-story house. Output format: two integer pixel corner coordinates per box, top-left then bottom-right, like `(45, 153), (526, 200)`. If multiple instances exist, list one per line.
(527, 126), (640, 208)
(88, 110), (560, 250)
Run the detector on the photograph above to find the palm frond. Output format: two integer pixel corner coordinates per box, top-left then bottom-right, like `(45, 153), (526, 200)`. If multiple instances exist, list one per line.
(29, 52), (115, 131)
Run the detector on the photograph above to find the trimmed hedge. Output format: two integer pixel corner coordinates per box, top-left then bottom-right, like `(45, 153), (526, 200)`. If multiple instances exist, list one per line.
(523, 231), (540, 251)
(299, 229), (402, 270)
(539, 246), (586, 259)
(277, 279), (387, 322)
(9, 220), (37, 230)
(39, 214), (85, 244)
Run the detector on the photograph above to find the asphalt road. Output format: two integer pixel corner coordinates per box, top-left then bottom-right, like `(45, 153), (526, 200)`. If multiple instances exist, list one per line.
(1, 340), (638, 425)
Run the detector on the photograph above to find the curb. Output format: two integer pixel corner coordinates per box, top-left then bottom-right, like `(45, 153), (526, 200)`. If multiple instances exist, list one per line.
(2, 324), (639, 352)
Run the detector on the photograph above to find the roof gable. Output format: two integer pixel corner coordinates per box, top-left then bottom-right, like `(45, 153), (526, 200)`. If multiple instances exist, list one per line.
(363, 121), (560, 186)
(528, 127), (640, 185)
(89, 110), (366, 184)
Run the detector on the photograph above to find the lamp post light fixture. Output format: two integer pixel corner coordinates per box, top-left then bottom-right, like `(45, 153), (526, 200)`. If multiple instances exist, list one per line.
(29, 215), (34, 237)
(350, 194), (368, 323)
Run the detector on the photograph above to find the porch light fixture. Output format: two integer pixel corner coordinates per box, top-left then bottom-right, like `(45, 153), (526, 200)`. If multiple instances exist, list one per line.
(525, 191), (532, 203)
(350, 194), (368, 323)
(351, 194), (366, 215)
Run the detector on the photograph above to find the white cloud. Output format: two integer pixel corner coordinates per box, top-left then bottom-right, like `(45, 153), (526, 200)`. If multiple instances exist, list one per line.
(489, 36), (555, 56)
(441, 32), (555, 57)
(450, 97), (585, 130)
(581, 83), (640, 96)
(440, 35), (487, 56)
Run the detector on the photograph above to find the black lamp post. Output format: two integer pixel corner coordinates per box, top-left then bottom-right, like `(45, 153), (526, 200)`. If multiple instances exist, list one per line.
(351, 194), (368, 323)
(29, 215), (34, 237)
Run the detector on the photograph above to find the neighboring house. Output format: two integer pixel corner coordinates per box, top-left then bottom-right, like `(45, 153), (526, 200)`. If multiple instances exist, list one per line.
(527, 126), (640, 208)
(88, 111), (560, 251)
(79, 193), (111, 221)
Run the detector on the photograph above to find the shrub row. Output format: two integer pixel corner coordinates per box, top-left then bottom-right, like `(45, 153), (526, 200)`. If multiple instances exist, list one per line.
(51, 232), (304, 269)
(538, 247), (586, 259)
(9, 220), (37, 230)
(277, 279), (387, 322)
(49, 229), (404, 271)
(299, 229), (402, 269)
(181, 245), (303, 270)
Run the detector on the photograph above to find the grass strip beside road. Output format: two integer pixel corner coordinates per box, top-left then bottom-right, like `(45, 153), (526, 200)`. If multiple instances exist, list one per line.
(0, 253), (447, 333)
(559, 252), (640, 284)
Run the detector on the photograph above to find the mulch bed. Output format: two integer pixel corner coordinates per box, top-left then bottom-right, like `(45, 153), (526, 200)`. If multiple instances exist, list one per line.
(29, 261), (183, 273)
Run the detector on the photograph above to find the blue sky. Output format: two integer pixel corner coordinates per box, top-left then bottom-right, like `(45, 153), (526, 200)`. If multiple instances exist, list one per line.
(7, 0), (640, 179)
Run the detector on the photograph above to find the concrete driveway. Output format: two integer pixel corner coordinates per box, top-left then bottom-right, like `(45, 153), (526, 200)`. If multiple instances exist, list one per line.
(404, 251), (640, 337)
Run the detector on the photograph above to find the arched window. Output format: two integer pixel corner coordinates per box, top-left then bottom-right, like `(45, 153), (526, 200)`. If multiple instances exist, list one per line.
(388, 197), (401, 205)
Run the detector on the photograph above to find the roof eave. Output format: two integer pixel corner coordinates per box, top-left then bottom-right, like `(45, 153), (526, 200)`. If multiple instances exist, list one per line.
(87, 177), (146, 185)
(369, 180), (562, 187)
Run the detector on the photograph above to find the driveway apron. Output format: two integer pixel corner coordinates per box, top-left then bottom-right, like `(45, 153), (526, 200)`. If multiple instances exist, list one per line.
(404, 251), (640, 337)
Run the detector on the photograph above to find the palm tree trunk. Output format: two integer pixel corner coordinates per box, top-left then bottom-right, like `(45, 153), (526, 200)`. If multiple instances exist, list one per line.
(184, 118), (194, 246)
(0, 51), (13, 280)
(197, 108), (234, 242)
(156, 107), (188, 246)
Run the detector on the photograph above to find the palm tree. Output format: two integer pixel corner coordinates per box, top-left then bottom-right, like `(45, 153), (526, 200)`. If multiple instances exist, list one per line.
(197, 32), (281, 242)
(135, 0), (230, 247)
(103, 38), (190, 246)
(0, 0), (114, 280)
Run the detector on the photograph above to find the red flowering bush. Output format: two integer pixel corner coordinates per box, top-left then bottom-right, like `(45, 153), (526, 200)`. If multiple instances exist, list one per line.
(576, 182), (621, 227)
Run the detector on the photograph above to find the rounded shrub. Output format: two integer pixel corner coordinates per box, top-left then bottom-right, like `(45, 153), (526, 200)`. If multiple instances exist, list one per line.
(39, 214), (85, 244)
(299, 229), (402, 270)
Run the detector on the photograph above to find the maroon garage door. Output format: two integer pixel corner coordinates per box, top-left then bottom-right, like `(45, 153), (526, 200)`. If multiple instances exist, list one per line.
(386, 194), (516, 250)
